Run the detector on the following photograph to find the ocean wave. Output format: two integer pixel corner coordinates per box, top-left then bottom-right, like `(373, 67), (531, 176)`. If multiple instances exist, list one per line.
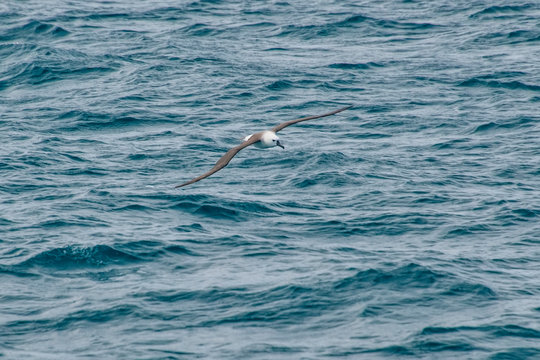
(275, 13), (440, 39)
(19, 245), (141, 270)
(0, 265), (40, 278)
(179, 23), (223, 37)
(56, 111), (176, 132)
(443, 224), (493, 238)
(113, 240), (201, 260)
(469, 4), (535, 19)
(420, 324), (540, 338)
(441, 282), (497, 300)
(472, 29), (540, 45)
(0, 47), (118, 89)
(291, 170), (355, 188)
(170, 196), (275, 220)
(334, 263), (444, 290)
(471, 117), (535, 134)
(459, 78), (540, 91)
(328, 62), (383, 70)
(490, 348), (540, 359)
(1, 304), (141, 336)
(0, 20), (69, 42)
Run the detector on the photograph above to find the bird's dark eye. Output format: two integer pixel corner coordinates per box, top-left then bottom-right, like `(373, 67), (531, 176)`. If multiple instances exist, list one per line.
(272, 139), (276, 142)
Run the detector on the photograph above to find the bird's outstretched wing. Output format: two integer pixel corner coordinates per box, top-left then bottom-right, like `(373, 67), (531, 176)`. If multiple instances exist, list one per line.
(175, 133), (262, 188)
(271, 105), (352, 133)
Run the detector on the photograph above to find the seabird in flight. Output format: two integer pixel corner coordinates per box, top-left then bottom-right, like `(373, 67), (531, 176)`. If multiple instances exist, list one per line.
(175, 105), (352, 188)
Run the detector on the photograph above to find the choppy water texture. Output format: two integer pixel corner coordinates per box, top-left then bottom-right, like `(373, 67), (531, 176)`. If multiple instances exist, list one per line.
(1, 0), (540, 359)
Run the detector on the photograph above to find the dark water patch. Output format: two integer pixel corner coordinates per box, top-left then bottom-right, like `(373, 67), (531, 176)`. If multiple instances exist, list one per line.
(494, 325), (540, 339)
(180, 23), (223, 37)
(334, 263), (445, 291)
(421, 324), (540, 339)
(19, 245), (141, 270)
(459, 78), (540, 92)
(276, 23), (334, 39)
(174, 223), (206, 233)
(472, 122), (497, 133)
(292, 171), (355, 189)
(238, 21), (277, 29)
(114, 240), (200, 260)
(140, 286), (249, 304)
(511, 238), (540, 247)
(470, 4), (535, 19)
(241, 250), (280, 257)
(313, 152), (350, 166)
(58, 112), (175, 132)
(201, 298), (337, 326)
(276, 14), (374, 38)
(316, 80), (364, 92)
(115, 240), (168, 260)
(410, 339), (479, 353)
(511, 208), (538, 219)
(59, 167), (109, 177)
(141, 283), (344, 326)
(194, 204), (241, 220)
(263, 47), (289, 51)
(432, 138), (470, 149)
(0, 217), (14, 226)
(133, 6), (189, 21)
(364, 104), (393, 113)
(7, 45), (116, 84)
(441, 282), (497, 300)
(443, 224), (492, 238)
(0, 20), (70, 41)
(83, 12), (131, 21)
(309, 211), (440, 237)
(56, 151), (89, 163)
(112, 204), (155, 212)
(177, 56), (227, 65)
(328, 62), (382, 70)
(360, 304), (386, 317)
(0, 265), (40, 278)
(360, 345), (415, 356)
(471, 117), (535, 134)
(171, 196), (274, 220)
(495, 207), (539, 226)
(1, 304), (141, 336)
(490, 348), (540, 360)
(413, 194), (450, 204)
(507, 29), (540, 41)
(164, 244), (200, 256)
(351, 131), (391, 139)
(240, 343), (306, 356)
(266, 79), (293, 91)
(324, 13), (440, 34)
(3, 61), (115, 89)
(37, 216), (108, 229)
(471, 30), (540, 45)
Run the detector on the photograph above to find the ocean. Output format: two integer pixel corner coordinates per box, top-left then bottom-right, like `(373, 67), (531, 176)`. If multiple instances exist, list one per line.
(1, 0), (539, 359)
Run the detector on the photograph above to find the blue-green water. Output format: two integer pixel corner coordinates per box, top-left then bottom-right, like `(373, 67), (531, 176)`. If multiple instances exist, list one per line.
(1, 1), (539, 359)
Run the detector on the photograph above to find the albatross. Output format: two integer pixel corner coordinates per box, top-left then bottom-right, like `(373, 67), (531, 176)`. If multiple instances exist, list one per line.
(175, 105), (352, 188)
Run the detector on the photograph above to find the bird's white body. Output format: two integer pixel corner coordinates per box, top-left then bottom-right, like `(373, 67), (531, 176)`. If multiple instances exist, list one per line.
(244, 130), (280, 148)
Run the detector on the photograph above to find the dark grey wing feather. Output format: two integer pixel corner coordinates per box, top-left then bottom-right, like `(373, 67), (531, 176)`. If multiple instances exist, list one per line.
(271, 105), (352, 133)
(175, 133), (261, 188)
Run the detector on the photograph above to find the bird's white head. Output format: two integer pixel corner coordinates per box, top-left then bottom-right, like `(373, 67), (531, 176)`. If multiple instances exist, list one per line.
(260, 131), (284, 149)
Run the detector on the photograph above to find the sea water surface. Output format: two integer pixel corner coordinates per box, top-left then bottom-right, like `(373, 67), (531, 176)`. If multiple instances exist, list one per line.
(1, 0), (539, 359)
